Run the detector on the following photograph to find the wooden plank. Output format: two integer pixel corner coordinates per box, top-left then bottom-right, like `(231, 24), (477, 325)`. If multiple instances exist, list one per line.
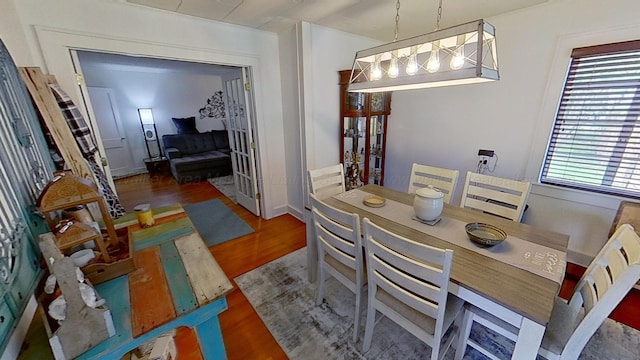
(159, 241), (198, 315)
(18, 67), (94, 180)
(129, 247), (176, 337)
(133, 226), (193, 251)
(113, 204), (185, 230)
(81, 297), (228, 360)
(130, 217), (193, 243)
(174, 233), (234, 305)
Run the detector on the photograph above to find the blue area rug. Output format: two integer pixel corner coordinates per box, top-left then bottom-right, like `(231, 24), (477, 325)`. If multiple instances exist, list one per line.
(184, 198), (254, 247)
(236, 247), (640, 360)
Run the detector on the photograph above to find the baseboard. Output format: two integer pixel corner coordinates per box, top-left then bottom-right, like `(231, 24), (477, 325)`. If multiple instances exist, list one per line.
(287, 205), (303, 222)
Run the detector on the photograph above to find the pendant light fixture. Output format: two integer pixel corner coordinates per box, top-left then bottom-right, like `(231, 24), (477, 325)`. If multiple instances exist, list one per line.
(348, 0), (499, 93)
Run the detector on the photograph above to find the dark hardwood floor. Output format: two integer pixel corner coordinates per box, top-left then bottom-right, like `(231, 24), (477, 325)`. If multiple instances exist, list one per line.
(115, 173), (304, 359)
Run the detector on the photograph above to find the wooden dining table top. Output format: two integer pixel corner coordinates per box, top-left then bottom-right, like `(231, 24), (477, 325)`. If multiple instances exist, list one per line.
(323, 185), (570, 326)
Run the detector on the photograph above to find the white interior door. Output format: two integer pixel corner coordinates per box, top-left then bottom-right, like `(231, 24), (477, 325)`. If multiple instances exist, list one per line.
(223, 69), (260, 216)
(86, 87), (134, 178)
(69, 50), (117, 191)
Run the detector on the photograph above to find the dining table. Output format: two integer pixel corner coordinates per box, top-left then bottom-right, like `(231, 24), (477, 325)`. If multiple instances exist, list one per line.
(311, 184), (570, 360)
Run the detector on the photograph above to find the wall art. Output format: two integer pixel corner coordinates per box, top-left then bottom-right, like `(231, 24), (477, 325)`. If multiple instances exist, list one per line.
(199, 90), (225, 119)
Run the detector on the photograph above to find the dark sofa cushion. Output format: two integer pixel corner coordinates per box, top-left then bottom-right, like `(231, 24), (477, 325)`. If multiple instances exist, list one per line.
(162, 132), (217, 155)
(172, 116), (199, 134)
(170, 150), (230, 171)
(161, 131), (233, 183)
(211, 130), (229, 149)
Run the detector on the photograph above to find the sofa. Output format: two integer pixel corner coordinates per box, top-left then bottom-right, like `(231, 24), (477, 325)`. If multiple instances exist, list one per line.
(162, 130), (232, 183)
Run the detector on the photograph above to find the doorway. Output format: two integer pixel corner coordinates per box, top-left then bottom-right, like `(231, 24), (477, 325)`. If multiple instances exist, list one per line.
(71, 50), (262, 216)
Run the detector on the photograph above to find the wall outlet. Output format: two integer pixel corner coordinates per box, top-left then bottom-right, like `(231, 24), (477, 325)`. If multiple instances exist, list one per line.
(478, 149), (495, 157)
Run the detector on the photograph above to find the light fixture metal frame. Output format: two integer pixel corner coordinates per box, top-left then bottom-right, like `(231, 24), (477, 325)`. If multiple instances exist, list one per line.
(348, 19), (499, 93)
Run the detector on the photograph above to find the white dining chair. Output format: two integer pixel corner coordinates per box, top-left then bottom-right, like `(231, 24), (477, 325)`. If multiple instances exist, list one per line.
(454, 223), (640, 360)
(308, 164), (346, 200)
(408, 163), (460, 204)
(361, 217), (464, 359)
(459, 171), (531, 222)
(310, 193), (366, 343)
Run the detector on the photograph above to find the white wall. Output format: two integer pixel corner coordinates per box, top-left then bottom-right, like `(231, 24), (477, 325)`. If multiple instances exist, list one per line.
(281, 22), (381, 216)
(383, 0), (640, 264)
(306, 24), (381, 172)
(279, 24), (304, 219)
(2, 0), (287, 219)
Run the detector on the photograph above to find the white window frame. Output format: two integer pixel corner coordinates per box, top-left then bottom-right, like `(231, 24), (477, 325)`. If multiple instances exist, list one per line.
(539, 40), (640, 199)
(525, 26), (640, 208)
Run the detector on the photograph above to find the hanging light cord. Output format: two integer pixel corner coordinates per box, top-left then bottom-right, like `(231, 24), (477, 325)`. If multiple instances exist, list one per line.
(394, 0), (401, 41)
(436, 0), (443, 30)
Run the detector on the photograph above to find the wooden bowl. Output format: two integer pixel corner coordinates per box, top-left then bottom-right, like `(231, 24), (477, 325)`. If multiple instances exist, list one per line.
(363, 195), (386, 208)
(465, 223), (507, 247)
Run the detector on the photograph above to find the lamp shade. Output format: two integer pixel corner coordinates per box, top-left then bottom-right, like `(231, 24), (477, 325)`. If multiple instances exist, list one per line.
(138, 108), (155, 125)
(348, 19), (499, 93)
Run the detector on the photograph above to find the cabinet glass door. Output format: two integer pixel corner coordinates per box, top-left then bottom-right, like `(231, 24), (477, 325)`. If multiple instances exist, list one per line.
(343, 116), (366, 190)
(369, 115), (385, 185)
(345, 92), (365, 113)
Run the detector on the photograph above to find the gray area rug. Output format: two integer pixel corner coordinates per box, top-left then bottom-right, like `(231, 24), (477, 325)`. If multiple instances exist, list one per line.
(235, 247), (640, 360)
(208, 175), (236, 203)
(183, 198), (253, 247)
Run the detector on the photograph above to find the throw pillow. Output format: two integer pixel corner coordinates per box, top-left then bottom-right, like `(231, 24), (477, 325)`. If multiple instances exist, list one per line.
(172, 116), (199, 134)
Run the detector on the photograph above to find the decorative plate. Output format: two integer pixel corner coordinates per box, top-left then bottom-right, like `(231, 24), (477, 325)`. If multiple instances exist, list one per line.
(363, 195), (386, 208)
(465, 223), (507, 247)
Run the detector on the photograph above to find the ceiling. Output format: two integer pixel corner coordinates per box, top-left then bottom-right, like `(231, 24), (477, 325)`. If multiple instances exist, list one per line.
(126, 0), (548, 42)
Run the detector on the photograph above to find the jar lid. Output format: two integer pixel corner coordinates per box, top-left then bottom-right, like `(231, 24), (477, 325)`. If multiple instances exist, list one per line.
(134, 203), (151, 212)
(416, 186), (443, 199)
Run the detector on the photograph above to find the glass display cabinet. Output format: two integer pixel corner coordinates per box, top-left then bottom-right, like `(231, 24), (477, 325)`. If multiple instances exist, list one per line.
(339, 70), (392, 190)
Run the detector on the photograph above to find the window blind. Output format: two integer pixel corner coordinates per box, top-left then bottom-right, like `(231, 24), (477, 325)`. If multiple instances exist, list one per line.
(541, 40), (640, 198)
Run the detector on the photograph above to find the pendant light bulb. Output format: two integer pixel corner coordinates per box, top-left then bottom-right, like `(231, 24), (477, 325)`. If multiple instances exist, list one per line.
(406, 47), (418, 75)
(388, 51), (399, 78)
(450, 36), (465, 70)
(371, 54), (382, 80)
(450, 50), (464, 70)
(426, 42), (440, 73)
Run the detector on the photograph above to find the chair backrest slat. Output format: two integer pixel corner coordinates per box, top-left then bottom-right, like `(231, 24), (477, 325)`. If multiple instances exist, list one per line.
(372, 266), (440, 319)
(310, 193), (361, 274)
(368, 237), (447, 289)
(563, 224), (640, 357)
(460, 171), (531, 222)
(368, 244), (444, 311)
(363, 218), (453, 330)
(308, 164), (346, 200)
(314, 218), (357, 269)
(408, 163), (459, 204)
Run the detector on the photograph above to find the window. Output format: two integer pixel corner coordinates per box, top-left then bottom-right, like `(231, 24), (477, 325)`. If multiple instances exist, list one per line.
(541, 40), (640, 198)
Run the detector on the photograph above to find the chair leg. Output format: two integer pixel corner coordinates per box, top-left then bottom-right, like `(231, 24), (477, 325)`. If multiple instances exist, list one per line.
(353, 289), (362, 343)
(362, 289), (377, 352)
(316, 263), (326, 306)
(454, 308), (474, 360)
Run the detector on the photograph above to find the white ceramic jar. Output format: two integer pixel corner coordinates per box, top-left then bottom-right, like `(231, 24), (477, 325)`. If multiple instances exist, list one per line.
(413, 186), (444, 221)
